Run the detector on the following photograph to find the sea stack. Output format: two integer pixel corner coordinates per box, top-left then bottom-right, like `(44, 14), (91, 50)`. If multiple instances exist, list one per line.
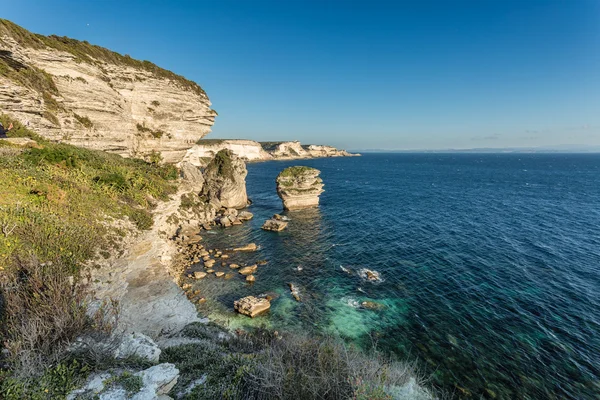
(276, 166), (324, 210)
(201, 149), (248, 209)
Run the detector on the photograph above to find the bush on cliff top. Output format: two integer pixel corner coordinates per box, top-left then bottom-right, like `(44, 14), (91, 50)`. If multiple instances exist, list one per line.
(0, 115), (177, 393)
(278, 165), (318, 178)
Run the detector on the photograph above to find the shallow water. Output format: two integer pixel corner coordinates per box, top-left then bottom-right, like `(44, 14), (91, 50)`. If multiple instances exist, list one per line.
(193, 153), (600, 399)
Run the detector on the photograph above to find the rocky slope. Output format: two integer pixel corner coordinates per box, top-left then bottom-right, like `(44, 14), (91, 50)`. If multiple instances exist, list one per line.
(276, 166), (325, 210)
(0, 19), (215, 163)
(186, 139), (358, 165)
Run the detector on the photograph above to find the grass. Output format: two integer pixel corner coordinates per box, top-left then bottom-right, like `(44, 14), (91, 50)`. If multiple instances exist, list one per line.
(277, 166), (318, 178)
(0, 19), (208, 98)
(0, 115), (178, 396)
(161, 323), (437, 400)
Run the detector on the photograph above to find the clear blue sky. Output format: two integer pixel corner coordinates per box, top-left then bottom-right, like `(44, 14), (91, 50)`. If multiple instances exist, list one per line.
(2, 0), (599, 150)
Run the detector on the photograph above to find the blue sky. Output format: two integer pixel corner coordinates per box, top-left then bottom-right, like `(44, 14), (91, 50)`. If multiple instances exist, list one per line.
(2, 0), (599, 150)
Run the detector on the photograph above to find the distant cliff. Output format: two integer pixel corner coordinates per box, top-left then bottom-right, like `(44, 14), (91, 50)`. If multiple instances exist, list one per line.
(185, 139), (359, 165)
(0, 20), (215, 163)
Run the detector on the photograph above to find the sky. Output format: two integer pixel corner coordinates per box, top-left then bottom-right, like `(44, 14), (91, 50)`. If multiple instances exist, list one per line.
(1, 0), (599, 150)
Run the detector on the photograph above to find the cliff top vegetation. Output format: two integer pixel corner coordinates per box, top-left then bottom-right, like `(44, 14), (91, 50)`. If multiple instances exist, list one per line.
(0, 19), (207, 98)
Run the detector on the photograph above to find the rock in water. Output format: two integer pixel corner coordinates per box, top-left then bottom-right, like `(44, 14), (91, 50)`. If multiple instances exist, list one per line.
(234, 296), (270, 317)
(201, 149), (248, 209)
(234, 243), (257, 252)
(288, 283), (301, 301)
(262, 217), (288, 231)
(237, 211), (254, 221)
(239, 265), (258, 275)
(276, 166), (324, 210)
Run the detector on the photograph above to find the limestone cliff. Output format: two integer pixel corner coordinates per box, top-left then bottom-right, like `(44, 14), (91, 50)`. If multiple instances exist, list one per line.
(276, 166), (324, 211)
(186, 139), (358, 165)
(201, 149), (248, 209)
(0, 20), (215, 163)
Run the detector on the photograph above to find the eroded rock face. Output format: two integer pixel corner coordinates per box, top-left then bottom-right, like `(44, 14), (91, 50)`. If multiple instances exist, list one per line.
(201, 149), (248, 209)
(0, 21), (215, 164)
(262, 218), (288, 231)
(234, 296), (270, 318)
(276, 166), (324, 211)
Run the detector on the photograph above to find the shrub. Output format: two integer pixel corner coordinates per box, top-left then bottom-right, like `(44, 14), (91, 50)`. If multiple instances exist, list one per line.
(73, 113), (93, 128)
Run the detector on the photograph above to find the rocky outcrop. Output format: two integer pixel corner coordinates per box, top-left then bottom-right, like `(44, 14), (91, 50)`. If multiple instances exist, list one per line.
(201, 149), (248, 209)
(234, 296), (270, 318)
(262, 214), (289, 231)
(276, 166), (324, 211)
(0, 20), (215, 163)
(305, 144), (356, 158)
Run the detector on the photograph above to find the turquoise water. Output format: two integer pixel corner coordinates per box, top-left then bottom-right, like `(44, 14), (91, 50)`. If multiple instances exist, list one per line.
(192, 153), (600, 399)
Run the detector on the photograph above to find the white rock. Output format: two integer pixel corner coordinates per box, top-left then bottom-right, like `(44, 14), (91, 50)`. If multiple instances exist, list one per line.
(134, 363), (179, 397)
(115, 333), (161, 363)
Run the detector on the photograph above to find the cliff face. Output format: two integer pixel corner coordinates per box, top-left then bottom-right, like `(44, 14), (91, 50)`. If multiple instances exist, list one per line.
(0, 20), (215, 163)
(276, 166), (324, 211)
(201, 149), (248, 209)
(186, 139), (358, 165)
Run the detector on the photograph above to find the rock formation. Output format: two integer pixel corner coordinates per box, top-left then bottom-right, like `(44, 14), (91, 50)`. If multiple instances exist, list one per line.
(0, 20), (215, 163)
(276, 166), (324, 211)
(234, 296), (270, 317)
(185, 139), (358, 165)
(201, 149), (248, 209)
(262, 214), (289, 231)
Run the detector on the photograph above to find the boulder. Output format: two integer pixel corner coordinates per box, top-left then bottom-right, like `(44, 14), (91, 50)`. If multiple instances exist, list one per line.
(276, 166), (324, 210)
(234, 296), (270, 317)
(193, 271), (207, 279)
(246, 275), (256, 282)
(233, 243), (257, 252)
(229, 263), (241, 269)
(262, 218), (288, 232)
(215, 271), (224, 278)
(239, 265), (258, 275)
(237, 211), (254, 221)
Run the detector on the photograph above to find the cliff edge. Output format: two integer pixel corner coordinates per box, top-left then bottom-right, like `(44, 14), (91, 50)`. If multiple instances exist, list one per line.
(0, 19), (216, 163)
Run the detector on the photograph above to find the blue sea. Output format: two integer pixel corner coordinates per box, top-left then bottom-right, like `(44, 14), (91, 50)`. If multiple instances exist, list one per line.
(193, 153), (600, 399)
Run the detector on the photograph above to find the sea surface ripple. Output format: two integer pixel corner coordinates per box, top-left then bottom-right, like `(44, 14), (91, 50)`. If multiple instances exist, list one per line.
(197, 153), (600, 399)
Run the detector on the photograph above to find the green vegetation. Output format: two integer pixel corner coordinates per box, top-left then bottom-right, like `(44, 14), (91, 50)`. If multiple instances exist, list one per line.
(136, 123), (165, 139)
(278, 166), (318, 178)
(0, 115), (177, 396)
(203, 149), (235, 180)
(73, 113), (93, 128)
(162, 322), (432, 400)
(0, 19), (207, 97)
(102, 371), (143, 395)
(259, 141), (285, 151)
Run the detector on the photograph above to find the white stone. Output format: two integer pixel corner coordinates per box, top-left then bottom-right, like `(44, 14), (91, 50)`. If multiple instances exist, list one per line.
(115, 332), (161, 363)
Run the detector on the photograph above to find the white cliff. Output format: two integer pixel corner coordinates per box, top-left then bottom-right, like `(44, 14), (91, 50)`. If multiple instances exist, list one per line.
(0, 20), (215, 163)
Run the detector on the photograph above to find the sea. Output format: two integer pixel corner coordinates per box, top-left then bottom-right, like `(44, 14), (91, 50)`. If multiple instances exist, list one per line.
(192, 153), (600, 399)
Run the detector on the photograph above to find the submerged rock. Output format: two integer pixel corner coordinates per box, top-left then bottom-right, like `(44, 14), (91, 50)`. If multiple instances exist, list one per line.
(361, 301), (385, 310)
(246, 274), (256, 282)
(262, 218), (288, 231)
(358, 268), (383, 282)
(234, 243), (257, 252)
(288, 283), (301, 301)
(234, 296), (270, 317)
(276, 166), (324, 211)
